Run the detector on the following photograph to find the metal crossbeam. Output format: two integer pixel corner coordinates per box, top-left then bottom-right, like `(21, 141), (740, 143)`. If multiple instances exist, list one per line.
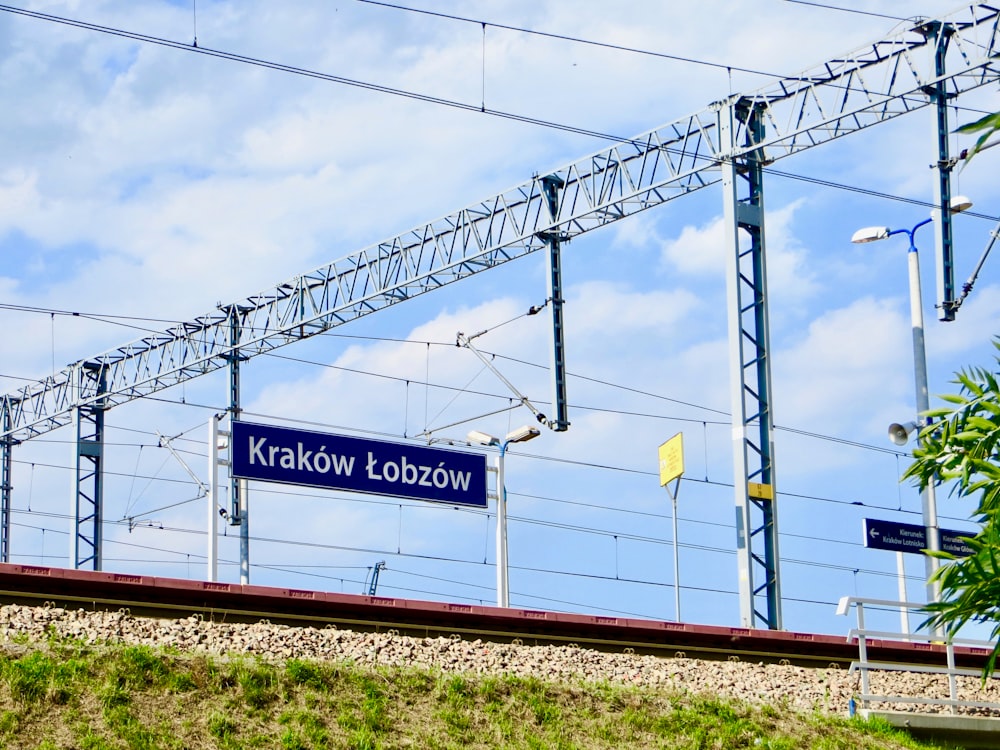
(3, 6), (998, 445)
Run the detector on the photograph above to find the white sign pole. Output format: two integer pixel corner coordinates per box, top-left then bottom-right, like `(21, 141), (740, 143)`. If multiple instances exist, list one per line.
(897, 551), (909, 635)
(668, 480), (681, 622)
(207, 415), (219, 582)
(658, 433), (685, 623)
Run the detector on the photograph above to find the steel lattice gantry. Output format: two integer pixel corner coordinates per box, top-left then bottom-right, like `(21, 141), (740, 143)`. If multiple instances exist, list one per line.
(1, 6), (998, 626)
(720, 99), (782, 630)
(72, 363), (108, 571)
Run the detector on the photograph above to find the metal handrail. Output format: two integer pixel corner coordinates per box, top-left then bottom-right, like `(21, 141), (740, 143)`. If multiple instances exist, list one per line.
(838, 595), (1000, 715)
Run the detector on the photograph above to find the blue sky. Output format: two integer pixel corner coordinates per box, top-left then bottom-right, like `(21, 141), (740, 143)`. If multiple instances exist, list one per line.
(1, 0), (999, 638)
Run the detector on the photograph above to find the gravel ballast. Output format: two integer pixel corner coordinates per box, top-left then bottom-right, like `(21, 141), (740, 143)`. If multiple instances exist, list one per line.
(2, 603), (998, 716)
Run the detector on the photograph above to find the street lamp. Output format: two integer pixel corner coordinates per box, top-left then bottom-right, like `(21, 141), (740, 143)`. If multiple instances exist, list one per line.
(851, 195), (972, 609)
(467, 425), (540, 607)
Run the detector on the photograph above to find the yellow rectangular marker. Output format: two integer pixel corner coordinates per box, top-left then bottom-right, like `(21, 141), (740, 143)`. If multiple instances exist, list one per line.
(658, 433), (684, 487)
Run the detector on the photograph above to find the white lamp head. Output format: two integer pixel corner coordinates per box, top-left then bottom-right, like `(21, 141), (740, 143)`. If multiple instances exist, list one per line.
(851, 226), (891, 244)
(950, 195), (973, 213)
(467, 430), (499, 446)
(505, 425), (541, 444)
(930, 195), (974, 218)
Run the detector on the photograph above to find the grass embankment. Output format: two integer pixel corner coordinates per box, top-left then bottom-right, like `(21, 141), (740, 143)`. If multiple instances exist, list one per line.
(0, 639), (948, 749)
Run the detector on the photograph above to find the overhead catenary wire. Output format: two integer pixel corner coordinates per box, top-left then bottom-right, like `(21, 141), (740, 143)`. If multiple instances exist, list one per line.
(0, 337), (976, 462)
(354, 0), (792, 79)
(8, 475), (960, 580)
(11, 468), (924, 571)
(370, 0), (994, 134)
(11, 446), (977, 588)
(9, 384), (962, 534)
(3, 283), (996, 461)
(0, 0), (994, 359)
(0, 0), (992, 276)
(0, 3), (665, 147)
(782, 0), (911, 22)
(7, 515), (911, 621)
(360, 0), (993, 135)
(61, 550), (880, 619)
(1, 3), (997, 188)
(7, 321), (974, 551)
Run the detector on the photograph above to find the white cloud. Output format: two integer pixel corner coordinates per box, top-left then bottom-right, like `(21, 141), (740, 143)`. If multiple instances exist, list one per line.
(776, 296), (910, 437)
(658, 199), (819, 305)
(660, 215), (726, 276)
(928, 284), (1000, 357)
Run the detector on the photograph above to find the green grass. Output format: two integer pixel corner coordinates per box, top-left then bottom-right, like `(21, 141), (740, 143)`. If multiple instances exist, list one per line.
(0, 639), (952, 749)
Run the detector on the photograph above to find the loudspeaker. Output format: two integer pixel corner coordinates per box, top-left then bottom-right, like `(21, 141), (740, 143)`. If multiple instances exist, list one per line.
(888, 421), (917, 446)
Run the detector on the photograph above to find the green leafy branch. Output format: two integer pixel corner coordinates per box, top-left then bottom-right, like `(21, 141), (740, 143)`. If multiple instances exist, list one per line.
(957, 111), (1000, 162)
(903, 340), (1000, 675)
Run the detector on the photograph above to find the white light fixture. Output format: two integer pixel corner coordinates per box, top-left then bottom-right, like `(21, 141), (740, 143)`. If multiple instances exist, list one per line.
(505, 425), (541, 444)
(854, 196), (974, 246)
(851, 226), (890, 244)
(950, 195), (974, 213)
(467, 430), (498, 446)
(467, 425), (540, 447)
(888, 421), (918, 446)
(466, 424), (541, 609)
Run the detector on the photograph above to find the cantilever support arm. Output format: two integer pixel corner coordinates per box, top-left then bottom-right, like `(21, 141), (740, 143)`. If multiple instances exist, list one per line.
(156, 431), (209, 498)
(456, 332), (553, 429)
(953, 218), (1000, 312)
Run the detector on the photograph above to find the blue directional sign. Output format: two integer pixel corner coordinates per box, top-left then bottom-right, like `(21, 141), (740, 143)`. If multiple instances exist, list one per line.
(863, 518), (974, 558)
(941, 531), (976, 558)
(231, 421), (488, 507)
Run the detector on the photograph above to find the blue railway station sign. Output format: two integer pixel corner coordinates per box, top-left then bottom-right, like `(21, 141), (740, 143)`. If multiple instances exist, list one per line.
(863, 518), (974, 558)
(232, 421), (488, 507)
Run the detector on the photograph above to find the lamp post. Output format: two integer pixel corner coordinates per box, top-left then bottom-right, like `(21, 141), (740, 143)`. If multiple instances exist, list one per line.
(851, 195), (972, 610)
(467, 425), (540, 607)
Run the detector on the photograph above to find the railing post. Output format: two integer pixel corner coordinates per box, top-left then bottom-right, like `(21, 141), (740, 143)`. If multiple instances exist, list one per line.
(855, 600), (870, 708)
(947, 641), (958, 714)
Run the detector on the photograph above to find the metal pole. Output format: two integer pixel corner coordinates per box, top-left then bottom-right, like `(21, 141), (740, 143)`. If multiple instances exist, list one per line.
(226, 309), (250, 585)
(896, 551), (909, 635)
(856, 601), (870, 707)
(922, 20), (957, 321)
(495, 447), (508, 607)
(720, 97), (781, 630)
(0, 404), (12, 563)
(73, 363), (106, 571)
(207, 415), (219, 582)
(239, 478), (249, 584)
(907, 240), (942, 603)
(540, 174), (570, 432)
(671, 492), (681, 622)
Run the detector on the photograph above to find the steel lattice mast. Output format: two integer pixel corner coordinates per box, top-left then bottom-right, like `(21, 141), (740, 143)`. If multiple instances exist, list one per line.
(1, 5), (998, 626)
